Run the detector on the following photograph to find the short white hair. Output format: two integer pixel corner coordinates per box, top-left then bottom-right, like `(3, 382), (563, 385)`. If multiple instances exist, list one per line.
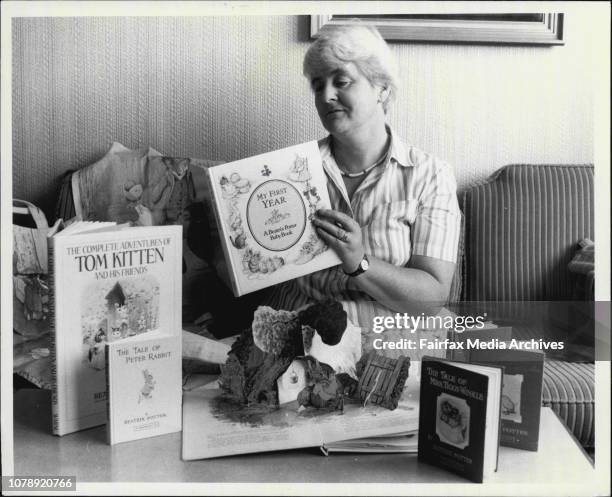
(303, 23), (399, 113)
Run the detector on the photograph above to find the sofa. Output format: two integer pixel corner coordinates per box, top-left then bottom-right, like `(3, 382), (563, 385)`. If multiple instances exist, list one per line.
(459, 164), (595, 450)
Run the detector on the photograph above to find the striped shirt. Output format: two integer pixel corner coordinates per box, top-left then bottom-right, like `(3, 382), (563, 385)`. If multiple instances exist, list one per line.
(264, 127), (461, 331)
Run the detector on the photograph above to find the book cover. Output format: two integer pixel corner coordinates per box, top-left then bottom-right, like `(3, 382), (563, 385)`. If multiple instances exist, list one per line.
(105, 334), (182, 445)
(206, 141), (341, 296)
(48, 223), (181, 436)
(418, 357), (502, 483)
(466, 346), (544, 451)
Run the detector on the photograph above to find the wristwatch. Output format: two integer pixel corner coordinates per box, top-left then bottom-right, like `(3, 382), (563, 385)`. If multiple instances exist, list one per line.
(344, 254), (369, 277)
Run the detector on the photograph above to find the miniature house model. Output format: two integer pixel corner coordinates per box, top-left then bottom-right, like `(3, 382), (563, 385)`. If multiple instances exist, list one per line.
(105, 282), (127, 340)
(277, 359), (308, 405)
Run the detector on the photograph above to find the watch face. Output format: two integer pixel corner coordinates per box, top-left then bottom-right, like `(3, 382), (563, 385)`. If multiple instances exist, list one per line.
(361, 258), (369, 271)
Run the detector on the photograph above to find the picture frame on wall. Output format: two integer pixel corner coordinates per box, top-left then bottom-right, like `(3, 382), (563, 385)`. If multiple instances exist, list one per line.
(310, 14), (565, 45)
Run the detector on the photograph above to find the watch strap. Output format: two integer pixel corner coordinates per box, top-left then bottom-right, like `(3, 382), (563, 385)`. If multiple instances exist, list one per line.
(344, 254), (369, 277)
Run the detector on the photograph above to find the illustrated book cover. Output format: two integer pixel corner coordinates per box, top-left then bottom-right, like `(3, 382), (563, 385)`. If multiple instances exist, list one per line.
(465, 345), (544, 451)
(418, 357), (502, 483)
(206, 141), (341, 296)
(47, 222), (182, 436)
(181, 374), (420, 460)
(105, 333), (182, 445)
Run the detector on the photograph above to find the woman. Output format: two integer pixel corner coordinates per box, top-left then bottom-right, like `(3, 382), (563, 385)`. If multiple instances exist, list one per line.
(266, 24), (461, 332)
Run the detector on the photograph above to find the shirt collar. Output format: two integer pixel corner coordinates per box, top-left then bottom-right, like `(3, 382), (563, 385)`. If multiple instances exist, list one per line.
(386, 125), (415, 168)
(319, 125), (416, 169)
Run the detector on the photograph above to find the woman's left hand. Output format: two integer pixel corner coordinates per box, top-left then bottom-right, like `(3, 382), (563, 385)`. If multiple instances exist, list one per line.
(313, 209), (364, 273)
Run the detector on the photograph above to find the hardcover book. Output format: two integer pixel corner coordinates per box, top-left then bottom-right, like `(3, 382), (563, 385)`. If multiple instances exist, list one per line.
(47, 222), (181, 436)
(206, 141), (341, 296)
(465, 345), (544, 451)
(105, 333), (182, 445)
(418, 357), (502, 483)
(447, 325), (513, 362)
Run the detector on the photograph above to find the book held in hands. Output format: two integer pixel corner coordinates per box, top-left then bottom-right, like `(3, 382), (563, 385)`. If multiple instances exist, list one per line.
(206, 141), (341, 296)
(418, 356), (503, 483)
(47, 222), (182, 436)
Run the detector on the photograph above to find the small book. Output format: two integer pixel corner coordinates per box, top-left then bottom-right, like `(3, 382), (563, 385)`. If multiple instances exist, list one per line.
(464, 344), (544, 451)
(418, 356), (503, 483)
(105, 333), (182, 445)
(47, 221), (182, 436)
(206, 141), (341, 296)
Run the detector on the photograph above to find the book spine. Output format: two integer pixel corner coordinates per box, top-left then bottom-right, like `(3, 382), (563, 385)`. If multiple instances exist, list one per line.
(206, 167), (242, 297)
(105, 343), (112, 445)
(47, 235), (61, 436)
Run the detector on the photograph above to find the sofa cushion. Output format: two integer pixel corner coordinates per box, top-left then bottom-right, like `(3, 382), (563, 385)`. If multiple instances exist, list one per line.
(542, 360), (595, 448)
(462, 164), (594, 301)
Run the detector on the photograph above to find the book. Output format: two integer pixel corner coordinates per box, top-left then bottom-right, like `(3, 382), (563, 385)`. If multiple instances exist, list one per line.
(418, 357), (503, 483)
(47, 221), (182, 436)
(320, 431), (418, 455)
(206, 141), (341, 296)
(105, 333), (182, 445)
(464, 345), (544, 451)
(447, 325), (513, 362)
(181, 373), (420, 460)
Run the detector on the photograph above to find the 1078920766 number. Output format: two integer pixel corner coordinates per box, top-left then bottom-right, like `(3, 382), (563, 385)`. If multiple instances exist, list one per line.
(2, 476), (76, 491)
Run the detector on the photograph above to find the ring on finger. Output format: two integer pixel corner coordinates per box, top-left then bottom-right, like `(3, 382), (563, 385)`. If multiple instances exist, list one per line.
(337, 229), (349, 243)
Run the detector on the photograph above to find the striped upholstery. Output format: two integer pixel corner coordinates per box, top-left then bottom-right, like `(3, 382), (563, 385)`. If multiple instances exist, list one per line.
(542, 361), (594, 448)
(463, 165), (594, 301)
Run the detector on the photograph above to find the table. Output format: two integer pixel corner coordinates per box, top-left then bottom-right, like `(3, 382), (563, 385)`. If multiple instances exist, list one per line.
(10, 387), (599, 494)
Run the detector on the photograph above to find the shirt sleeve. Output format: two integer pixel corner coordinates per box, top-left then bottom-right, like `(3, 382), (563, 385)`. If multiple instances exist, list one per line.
(410, 160), (461, 263)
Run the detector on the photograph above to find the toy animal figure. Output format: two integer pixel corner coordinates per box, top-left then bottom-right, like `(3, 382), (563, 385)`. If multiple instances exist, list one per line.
(123, 181), (143, 203)
(139, 369), (156, 403)
(163, 158), (194, 227)
(133, 203), (154, 226)
(141, 157), (177, 226)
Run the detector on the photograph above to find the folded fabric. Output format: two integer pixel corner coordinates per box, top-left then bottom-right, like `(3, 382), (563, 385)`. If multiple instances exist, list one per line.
(568, 239), (595, 300)
(568, 238), (594, 275)
(62, 142), (232, 324)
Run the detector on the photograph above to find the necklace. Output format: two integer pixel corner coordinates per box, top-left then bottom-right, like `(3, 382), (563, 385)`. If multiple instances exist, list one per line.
(331, 136), (391, 178)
